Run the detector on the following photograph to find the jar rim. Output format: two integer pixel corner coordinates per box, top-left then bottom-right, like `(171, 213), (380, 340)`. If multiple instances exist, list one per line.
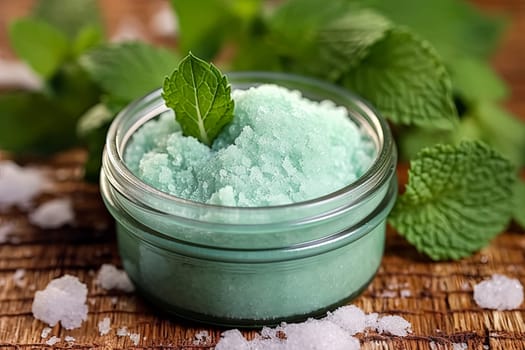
(104, 71), (396, 215)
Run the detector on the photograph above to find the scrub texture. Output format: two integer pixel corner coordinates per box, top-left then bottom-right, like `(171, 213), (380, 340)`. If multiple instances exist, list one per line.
(125, 84), (374, 206)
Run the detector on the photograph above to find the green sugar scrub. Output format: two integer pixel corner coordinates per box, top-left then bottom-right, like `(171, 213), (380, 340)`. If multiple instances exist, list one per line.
(125, 84), (375, 206)
(100, 72), (397, 326)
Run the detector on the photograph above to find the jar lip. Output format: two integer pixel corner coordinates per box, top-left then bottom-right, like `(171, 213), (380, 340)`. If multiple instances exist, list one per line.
(105, 71), (396, 213)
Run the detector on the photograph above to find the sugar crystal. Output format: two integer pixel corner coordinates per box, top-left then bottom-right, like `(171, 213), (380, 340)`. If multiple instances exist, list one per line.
(29, 198), (74, 229)
(193, 330), (209, 345)
(45, 336), (60, 345)
(376, 315), (412, 336)
(129, 333), (140, 345)
(40, 327), (52, 338)
(65, 335), (75, 342)
(117, 326), (129, 336)
(453, 343), (468, 350)
(0, 222), (15, 243)
(326, 305), (367, 335)
(32, 275), (88, 330)
(98, 316), (111, 335)
(473, 274), (524, 310)
(13, 268), (26, 288)
(0, 161), (47, 211)
(96, 264), (134, 292)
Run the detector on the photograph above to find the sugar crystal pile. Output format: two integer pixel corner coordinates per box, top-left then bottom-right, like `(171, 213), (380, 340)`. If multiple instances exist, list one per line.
(32, 275), (88, 329)
(96, 264), (134, 292)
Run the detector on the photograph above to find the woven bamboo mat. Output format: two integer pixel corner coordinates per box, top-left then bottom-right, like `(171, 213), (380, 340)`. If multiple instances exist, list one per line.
(1, 1), (525, 349)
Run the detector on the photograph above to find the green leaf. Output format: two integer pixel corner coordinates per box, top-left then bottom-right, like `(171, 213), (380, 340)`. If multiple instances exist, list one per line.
(450, 57), (508, 103)
(364, 0), (506, 61)
(9, 18), (69, 79)
(162, 53), (234, 146)
(398, 127), (452, 161)
(342, 28), (458, 129)
(317, 9), (392, 79)
(72, 25), (104, 57)
(80, 42), (181, 102)
(514, 179), (525, 229)
(171, 0), (261, 59)
(389, 141), (514, 260)
(32, 0), (102, 39)
(471, 102), (525, 167)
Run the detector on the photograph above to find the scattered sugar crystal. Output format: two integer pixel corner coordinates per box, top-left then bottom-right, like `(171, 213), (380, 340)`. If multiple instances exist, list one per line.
(65, 335), (75, 342)
(96, 264), (134, 292)
(365, 312), (379, 329)
(45, 336), (60, 345)
(0, 222), (15, 243)
(129, 333), (140, 345)
(429, 341), (438, 350)
(379, 290), (397, 298)
(117, 326), (129, 336)
(400, 289), (412, 298)
(193, 330), (209, 345)
(126, 85), (375, 207)
(40, 327), (52, 338)
(483, 345), (489, 349)
(326, 305), (366, 335)
(0, 161), (47, 211)
(376, 315), (412, 336)
(29, 198), (74, 229)
(98, 317), (111, 335)
(473, 274), (524, 310)
(13, 268), (26, 288)
(150, 4), (178, 37)
(453, 343), (468, 350)
(215, 330), (249, 350)
(32, 275), (88, 330)
(111, 297), (118, 305)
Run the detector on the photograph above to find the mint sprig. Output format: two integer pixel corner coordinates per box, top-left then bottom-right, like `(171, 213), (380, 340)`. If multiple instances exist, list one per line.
(389, 141), (514, 260)
(162, 53), (234, 146)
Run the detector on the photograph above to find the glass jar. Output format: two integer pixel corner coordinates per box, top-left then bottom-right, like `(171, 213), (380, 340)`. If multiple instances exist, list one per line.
(100, 72), (397, 326)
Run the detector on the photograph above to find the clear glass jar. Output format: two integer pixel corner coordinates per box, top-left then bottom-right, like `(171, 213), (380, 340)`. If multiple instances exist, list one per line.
(100, 72), (397, 326)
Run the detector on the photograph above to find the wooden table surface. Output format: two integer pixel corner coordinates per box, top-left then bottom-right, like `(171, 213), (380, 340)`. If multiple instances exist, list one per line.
(0, 1), (524, 349)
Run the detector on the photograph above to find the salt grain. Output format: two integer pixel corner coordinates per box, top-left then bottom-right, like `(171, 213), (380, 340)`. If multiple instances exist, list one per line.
(13, 268), (26, 288)
(129, 333), (140, 345)
(117, 326), (129, 336)
(0, 161), (47, 211)
(473, 274), (524, 310)
(327, 305), (366, 335)
(376, 315), (412, 336)
(96, 264), (134, 292)
(32, 275), (88, 330)
(29, 198), (74, 229)
(98, 316), (111, 335)
(65, 335), (75, 342)
(453, 343), (468, 350)
(45, 336), (60, 345)
(400, 289), (412, 298)
(40, 327), (52, 338)
(193, 330), (209, 345)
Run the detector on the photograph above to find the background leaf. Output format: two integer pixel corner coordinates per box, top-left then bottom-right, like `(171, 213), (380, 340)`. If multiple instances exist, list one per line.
(341, 29), (458, 129)
(8, 18), (69, 79)
(80, 42), (181, 102)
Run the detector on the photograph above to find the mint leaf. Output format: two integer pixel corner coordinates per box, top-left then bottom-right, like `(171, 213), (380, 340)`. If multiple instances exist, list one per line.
(80, 42), (181, 102)
(171, 0), (261, 59)
(389, 141), (514, 260)
(470, 102), (525, 167)
(71, 25), (104, 57)
(317, 9), (391, 78)
(9, 18), (69, 79)
(514, 179), (525, 229)
(33, 0), (102, 39)
(162, 53), (234, 146)
(342, 28), (458, 129)
(450, 57), (508, 103)
(364, 0), (506, 62)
